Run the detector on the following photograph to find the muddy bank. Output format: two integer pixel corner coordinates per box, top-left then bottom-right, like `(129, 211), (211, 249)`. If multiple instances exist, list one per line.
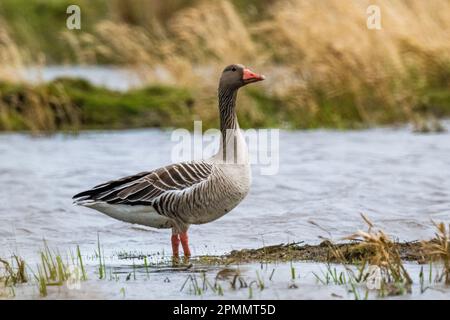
(195, 241), (430, 265)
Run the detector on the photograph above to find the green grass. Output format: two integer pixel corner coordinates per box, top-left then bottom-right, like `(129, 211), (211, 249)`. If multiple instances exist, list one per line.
(0, 0), (108, 63)
(0, 0), (449, 133)
(313, 265), (347, 286)
(180, 274), (203, 296)
(1, 77), (450, 132)
(0, 0), (271, 64)
(0, 78), (195, 131)
(76, 245), (87, 281)
(38, 241), (70, 285)
(34, 265), (48, 297)
(27, 240), (88, 297)
(96, 233), (106, 279)
(0, 256), (28, 286)
(290, 261), (296, 281)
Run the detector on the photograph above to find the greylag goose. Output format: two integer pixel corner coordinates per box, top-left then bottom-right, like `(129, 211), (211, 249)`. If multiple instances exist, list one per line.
(73, 64), (265, 260)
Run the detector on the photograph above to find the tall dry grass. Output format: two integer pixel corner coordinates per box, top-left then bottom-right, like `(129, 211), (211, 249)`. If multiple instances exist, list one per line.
(345, 214), (413, 290)
(0, 29), (80, 132)
(66, 1), (264, 85)
(257, 0), (450, 125)
(0, 20), (24, 82)
(1, 0), (450, 131)
(422, 222), (450, 284)
(63, 0), (450, 128)
(63, 1), (273, 128)
(108, 0), (197, 29)
(0, 20), (25, 130)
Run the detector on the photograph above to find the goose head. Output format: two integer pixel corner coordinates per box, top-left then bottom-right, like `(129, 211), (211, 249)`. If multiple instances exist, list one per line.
(219, 64), (265, 90)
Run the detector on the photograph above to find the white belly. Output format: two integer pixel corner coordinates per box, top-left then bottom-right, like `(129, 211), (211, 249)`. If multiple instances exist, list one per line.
(85, 202), (172, 229)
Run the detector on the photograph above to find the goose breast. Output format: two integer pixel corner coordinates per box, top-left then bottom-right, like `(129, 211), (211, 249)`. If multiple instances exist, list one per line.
(153, 163), (251, 225)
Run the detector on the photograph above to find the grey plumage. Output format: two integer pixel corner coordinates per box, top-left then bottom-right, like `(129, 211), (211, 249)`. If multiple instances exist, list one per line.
(73, 64), (264, 235)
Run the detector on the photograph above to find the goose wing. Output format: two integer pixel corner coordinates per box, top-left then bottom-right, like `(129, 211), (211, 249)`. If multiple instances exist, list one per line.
(73, 161), (212, 206)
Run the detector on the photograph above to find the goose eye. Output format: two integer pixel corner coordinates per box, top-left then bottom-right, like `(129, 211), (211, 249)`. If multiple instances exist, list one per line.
(231, 67), (236, 72)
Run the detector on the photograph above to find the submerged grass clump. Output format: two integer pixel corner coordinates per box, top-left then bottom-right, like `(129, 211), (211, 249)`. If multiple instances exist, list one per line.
(421, 222), (450, 285)
(1, 217), (449, 299)
(37, 241), (71, 286)
(313, 264), (348, 286)
(180, 272), (220, 296)
(32, 241), (89, 296)
(0, 255), (27, 286)
(193, 216), (448, 298)
(344, 214), (413, 295)
(96, 233), (106, 280)
(0, 241), (89, 298)
(76, 245), (88, 281)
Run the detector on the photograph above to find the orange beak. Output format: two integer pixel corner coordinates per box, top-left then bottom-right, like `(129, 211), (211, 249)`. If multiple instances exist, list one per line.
(242, 68), (265, 84)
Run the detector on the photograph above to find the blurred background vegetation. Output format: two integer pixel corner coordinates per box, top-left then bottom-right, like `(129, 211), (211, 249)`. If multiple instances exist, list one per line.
(0, 0), (449, 132)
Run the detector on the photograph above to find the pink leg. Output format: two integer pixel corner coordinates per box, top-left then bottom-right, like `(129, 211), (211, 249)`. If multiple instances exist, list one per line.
(171, 234), (180, 257)
(180, 232), (191, 258)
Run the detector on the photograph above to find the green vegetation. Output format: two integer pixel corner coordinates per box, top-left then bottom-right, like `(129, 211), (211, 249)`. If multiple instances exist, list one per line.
(0, 78), (196, 131)
(0, 0), (108, 63)
(0, 0), (450, 131)
(96, 233), (106, 279)
(422, 222), (450, 285)
(0, 256), (28, 286)
(190, 216), (447, 299)
(0, 0), (267, 64)
(1, 218), (449, 299)
(76, 245), (87, 281)
(0, 77), (449, 132)
(0, 240), (87, 298)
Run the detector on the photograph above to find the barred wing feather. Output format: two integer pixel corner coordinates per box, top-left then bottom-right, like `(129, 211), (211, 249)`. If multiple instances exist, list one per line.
(72, 161), (212, 206)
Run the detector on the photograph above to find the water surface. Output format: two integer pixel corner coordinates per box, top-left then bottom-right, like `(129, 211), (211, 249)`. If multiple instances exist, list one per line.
(2, 66), (449, 299)
(1, 125), (449, 260)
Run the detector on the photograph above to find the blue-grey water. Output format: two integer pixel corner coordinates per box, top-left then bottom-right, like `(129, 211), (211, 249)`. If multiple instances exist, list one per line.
(1, 66), (449, 299)
(1, 125), (449, 260)
(1, 126), (450, 299)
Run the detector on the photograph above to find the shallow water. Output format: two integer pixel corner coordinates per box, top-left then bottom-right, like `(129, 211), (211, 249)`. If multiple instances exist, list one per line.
(5, 260), (450, 300)
(1, 124), (450, 299)
(23, 66), (144, 91)
(2, 124), (450, 257)
(2, 65), (449, 299)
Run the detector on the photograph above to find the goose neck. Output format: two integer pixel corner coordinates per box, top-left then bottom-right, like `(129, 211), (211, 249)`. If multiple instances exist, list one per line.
(216, 86), (248, 164)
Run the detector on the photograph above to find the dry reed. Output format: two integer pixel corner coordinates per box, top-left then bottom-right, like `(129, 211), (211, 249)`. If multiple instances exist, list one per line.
(61, 0), (450, 128)
(421, 222), (450, 284)
(1, 1), (450, 131)
(345, 214), (413, 288)
(0, 255), (28, 286)
(0, 20), (24, 82)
